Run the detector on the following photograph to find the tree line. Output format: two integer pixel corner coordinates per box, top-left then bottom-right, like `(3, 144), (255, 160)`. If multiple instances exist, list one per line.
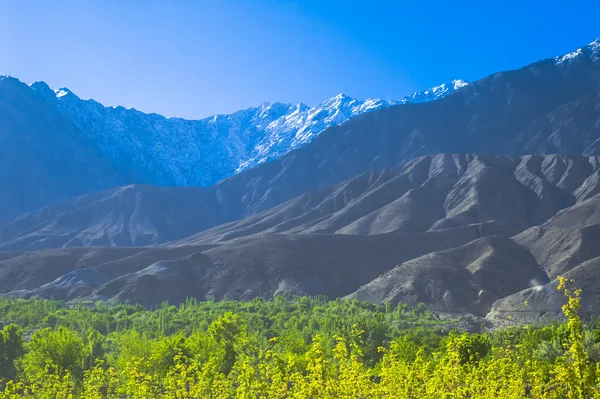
(0, 278), (599, 397)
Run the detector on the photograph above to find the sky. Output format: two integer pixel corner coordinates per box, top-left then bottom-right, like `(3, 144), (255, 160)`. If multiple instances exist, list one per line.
(1, 0), (599, 119)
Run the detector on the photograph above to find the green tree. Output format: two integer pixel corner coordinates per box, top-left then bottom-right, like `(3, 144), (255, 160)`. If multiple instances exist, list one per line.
(0, 325), (23, 379)
(208, 312), (245, 374)
(21, 327), (85, 381)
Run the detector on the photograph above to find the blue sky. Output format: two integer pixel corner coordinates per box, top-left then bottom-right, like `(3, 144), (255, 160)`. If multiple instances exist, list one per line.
(1, 0), (598, 119)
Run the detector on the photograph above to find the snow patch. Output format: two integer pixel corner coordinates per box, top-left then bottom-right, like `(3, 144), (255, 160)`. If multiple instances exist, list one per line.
(54, 88), (70, 98)
(555, 37), (600, 64)
(556, 48), (583, 64)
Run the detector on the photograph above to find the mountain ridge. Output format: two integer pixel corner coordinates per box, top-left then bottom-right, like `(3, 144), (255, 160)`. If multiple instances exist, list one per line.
(0, 37), (598, 220)
(2, 35), (600, 234)
(23, 77), (469, 187)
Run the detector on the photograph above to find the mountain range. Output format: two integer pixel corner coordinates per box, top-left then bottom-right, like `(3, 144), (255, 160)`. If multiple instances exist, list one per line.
(2, 153), (600, 321)
(0, 73), (468, 219)
(1, 37), (600, 325)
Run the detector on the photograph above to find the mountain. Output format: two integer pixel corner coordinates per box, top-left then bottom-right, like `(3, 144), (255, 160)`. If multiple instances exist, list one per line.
(1, 38), (599, 246)
(512, 193), (600, 278)
(2, 154), (598, 252)
(210, 37), (600, 218)
(487, 256), (600, 326)
(0, 185), (228, 250)
(0, 76), (135, 220)
(347, 236), (549, 316)
(0, 232), (484, 307)
(1, 154), (600, 315)
(1, 39), (597, 221)
(0, 75), (466, 219)
(179, 154), (593, 244)
(28, 78), (468, 187)
(488, 194), (600, 325)
(236, 80), (469, 171)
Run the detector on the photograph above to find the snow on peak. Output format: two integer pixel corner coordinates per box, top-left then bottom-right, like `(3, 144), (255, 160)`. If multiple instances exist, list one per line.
(55, 89), (69, 98)
(555, 37), (600, 64)
(323, 93), (355, 107)
(26, 77), (468, 187)
(54, 87), (74, 98)
(28, 81), (60, 101)
(590, 37), (600, 56)
(399, 79), (469, 105)
(452, 79), (469, 89)
(295, 103), (310, 112)
(556, 48), (583, 64)
(333, 93), (352, 100)
(235, 80), (469, 173)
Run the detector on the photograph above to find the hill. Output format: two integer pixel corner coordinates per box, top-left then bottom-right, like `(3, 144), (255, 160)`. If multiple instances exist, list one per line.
(1, 154), (597, 251)
(3, 230), (481, 307)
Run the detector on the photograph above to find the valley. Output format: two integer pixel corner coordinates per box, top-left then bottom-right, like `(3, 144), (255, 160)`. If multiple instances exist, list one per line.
(1, 14), (600, 395)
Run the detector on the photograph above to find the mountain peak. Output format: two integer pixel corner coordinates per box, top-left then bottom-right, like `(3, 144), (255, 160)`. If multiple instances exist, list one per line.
(0, 75), (23, 87)
(334, 92), (350, 98)
(555, 37), (600, 64)
(260, 101), (292, 110)
(29, 81), (59, 101)
(322, 93), (355, 106)
(13, 72), (472, 186)
(29, 81), (51, 91)
(54, 87), (77, 99)
(332, 93), (354, 102)
(589, 37), (600, 56)
(451, 79), (469, 89)
(295, 103), (310, 112)
(399, 79), (468, 105)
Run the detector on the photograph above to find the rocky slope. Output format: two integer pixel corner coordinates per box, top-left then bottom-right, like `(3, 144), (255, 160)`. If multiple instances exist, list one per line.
(2, 190), (599, 316)
(180, 154), (596, 244)
(347, 236), (549, 316)
(2, 154), (599, 251)
(2, 155), (600, 319)
(0, 185), (228, 250)
(487, 256), (600, 326)
(2, 231), (483, 307)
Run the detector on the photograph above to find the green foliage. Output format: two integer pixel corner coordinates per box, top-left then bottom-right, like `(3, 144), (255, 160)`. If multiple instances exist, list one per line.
(0, 286), (598, 398)
(0, 325), (23, 379)
(21, 327), (85, 381)
(450, 333), (492, 365)
(535, 336), (564, 362)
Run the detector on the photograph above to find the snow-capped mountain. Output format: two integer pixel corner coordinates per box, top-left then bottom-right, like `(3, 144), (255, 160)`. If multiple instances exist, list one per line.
(15, 36), (599, 189)
(26, 79), (468, 187)
(0, 37), (598, 221)
(238, 80), (469, 171)
(555, 37), (600, 64)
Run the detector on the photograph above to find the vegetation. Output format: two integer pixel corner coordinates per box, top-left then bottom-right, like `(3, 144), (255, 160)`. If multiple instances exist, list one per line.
(0, 278), (599, 397)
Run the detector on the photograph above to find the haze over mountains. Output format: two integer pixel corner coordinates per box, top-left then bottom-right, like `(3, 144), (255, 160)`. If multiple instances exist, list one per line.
(1, 37), (600, 324)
